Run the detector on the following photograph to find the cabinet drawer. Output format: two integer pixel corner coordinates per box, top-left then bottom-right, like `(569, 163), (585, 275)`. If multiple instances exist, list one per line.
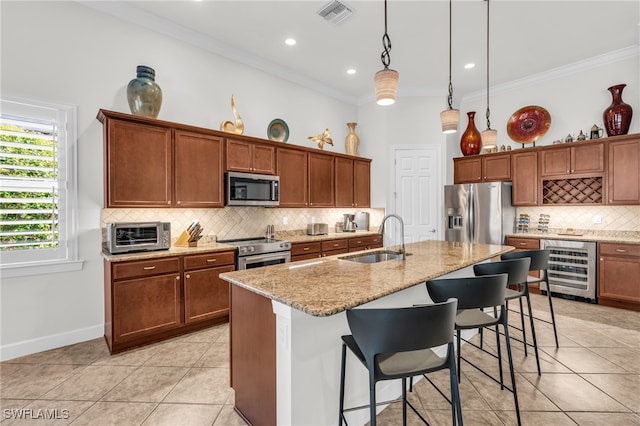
(112, 257), (180, 280)
(506, 237), (540, 250)
(291, 242), (321, 256)
(349, 235), (382, 250)
(184, 251), (235, 270)
(322, 239), (348, 252)
(322, 248), (349, 257)
(599, 243), (640, 257)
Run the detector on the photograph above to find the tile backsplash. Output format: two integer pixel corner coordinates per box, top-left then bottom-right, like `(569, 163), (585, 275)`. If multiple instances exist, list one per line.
(101, 207), (386, 242)
(516, 205), (640, 232)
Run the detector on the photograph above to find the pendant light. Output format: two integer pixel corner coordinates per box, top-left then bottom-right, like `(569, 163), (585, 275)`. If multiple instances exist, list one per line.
(480, 0), (497, 148)
(374, 0), (399, 106)
(440, 0), (459, 133)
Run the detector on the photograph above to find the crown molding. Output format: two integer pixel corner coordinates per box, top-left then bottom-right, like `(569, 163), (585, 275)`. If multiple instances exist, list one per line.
(462, 45), (640, 103)
(79, 1), (358, 105)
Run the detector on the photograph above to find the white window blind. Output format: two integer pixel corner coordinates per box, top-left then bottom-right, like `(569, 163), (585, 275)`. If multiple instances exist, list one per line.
(0, 98), (82, 277)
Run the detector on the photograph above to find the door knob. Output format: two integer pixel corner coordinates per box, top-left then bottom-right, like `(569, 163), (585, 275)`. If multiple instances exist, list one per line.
(429, 229), (436, 233)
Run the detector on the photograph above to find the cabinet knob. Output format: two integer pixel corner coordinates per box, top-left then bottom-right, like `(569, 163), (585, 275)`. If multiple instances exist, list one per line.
(186, 274), (190, 279)
(167, 201), (171, 205)
(615, 249), (627, 253)
(177, 201), (181, 205)
(206, 259), (217, 263)
(175, 276), (180, 280)
(143, 266), (156, 270)
(303, 247), (310, 251)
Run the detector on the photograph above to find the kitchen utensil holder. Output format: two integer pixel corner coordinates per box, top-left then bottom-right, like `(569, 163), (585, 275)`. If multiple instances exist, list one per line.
(175, 230), (198, 247)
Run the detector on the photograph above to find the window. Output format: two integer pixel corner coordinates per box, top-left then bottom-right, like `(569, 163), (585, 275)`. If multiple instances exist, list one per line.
(0, 97), (82, 277)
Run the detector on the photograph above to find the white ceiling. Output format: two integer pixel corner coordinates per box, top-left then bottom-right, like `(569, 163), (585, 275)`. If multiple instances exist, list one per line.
(91, 0), (639, 105)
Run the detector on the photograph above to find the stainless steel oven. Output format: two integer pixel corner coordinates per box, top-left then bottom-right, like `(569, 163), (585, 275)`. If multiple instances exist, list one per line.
(541, 239), (597, 303)
(219, 237), (291, 270)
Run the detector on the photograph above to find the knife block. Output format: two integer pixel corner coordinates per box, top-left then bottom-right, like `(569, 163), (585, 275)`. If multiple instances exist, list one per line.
(175, 230), (197, 247)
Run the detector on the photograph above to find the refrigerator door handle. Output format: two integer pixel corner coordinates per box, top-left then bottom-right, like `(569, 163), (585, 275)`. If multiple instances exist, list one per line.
(467, 188), (474, 242)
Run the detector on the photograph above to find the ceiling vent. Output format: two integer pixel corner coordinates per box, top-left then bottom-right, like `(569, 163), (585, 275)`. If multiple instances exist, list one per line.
(317, 0), (353, 25)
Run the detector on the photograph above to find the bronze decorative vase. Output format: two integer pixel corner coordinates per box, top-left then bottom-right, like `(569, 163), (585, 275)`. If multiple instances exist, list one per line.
(460, 111), (482, 156)
(127, 65), (162, 118)
(603, 84), (633, 137)
(345, 122), (360, 156)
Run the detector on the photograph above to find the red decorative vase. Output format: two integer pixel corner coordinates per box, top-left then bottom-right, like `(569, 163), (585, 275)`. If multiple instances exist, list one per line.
(603, 84), (633, 137)
(460, 111), (482, 156)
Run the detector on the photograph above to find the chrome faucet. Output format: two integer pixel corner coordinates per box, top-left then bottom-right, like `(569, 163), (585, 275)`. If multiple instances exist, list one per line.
(378, 214), (406, 260)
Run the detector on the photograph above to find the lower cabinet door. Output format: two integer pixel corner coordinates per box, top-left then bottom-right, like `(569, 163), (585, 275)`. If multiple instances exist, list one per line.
(113, 274), (182, 342)
(599, 256), (640, 303)
(185, 265), (235, 323)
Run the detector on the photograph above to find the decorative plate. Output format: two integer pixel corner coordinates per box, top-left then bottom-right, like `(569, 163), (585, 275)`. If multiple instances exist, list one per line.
(267, 118), (289, 142)
(506, 105), (551, 143)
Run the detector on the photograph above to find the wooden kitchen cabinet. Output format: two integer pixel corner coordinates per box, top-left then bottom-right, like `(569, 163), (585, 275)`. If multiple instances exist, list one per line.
(277, 148), (308, 207)
(505, 236), (541, 292)
(104, 250), (235, 354)
(482, 154), (511, 181)
(348, 234), (383, 252)
(308, 152), (335, 207)
(321, 239), (349, 256)
(175, 131), (224, 207)
(184, 251), (235, 323)
(335, 157), (371, 208)
(607, 137), (640, 205)
(291, 242), (321, 261)
(107, 257), (182, 350)
(511, 151), (538, 206)
(104, 118), (173, 207)
(453, 157), (482, 183)
(453, 154), (509, 183)
(226, 138), (276, 174)
(598, 243), (640, 311)
(540, 143), (604, 177)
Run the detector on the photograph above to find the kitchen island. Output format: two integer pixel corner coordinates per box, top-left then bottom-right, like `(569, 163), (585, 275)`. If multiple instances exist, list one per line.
(220, 240), (513, 426)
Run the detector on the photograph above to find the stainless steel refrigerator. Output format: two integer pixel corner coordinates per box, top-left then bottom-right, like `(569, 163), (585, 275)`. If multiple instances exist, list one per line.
(444, 182), (515, 245)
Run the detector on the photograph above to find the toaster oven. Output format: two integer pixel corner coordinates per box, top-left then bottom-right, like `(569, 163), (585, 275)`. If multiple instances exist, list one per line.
(106, 222), (171, 254)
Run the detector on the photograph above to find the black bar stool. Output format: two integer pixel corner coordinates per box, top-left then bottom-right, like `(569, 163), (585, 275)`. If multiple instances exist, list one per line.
(501, 249), (559, 347)
(474, 257), (541, 376)
(426, 273), (522, 426)
(338, 298), (463, 426)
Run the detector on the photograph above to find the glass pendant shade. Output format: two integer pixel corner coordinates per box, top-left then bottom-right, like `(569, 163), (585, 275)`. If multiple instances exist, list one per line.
(374, 69), (399, 106)
(481, 128), (497, 148)
(440, 108), (460, 133)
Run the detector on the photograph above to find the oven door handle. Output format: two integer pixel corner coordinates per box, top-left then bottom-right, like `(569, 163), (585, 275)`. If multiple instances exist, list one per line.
(239, 251), (291, 269)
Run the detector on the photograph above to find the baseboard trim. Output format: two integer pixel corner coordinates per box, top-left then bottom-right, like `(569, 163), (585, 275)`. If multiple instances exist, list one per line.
(0, 324), (103, 362)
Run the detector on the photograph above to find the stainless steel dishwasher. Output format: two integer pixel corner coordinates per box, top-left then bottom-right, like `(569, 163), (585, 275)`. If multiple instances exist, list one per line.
(540, 239), (597, 303)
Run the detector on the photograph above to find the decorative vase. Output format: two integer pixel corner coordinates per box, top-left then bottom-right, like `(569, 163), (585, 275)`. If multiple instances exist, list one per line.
(603, 84), (633, 137)
(460, 111), (482, 156)
(345, 122), (360, 156)
(127, 65), (162, 118)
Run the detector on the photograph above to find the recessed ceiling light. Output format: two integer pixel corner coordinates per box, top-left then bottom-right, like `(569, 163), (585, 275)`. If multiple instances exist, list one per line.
(464, 63), (475, 69)
(346, 68), (356, 75)
(285, 38), (297, 46)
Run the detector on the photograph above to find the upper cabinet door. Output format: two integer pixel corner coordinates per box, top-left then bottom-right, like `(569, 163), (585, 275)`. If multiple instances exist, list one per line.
(571, 143), (604, 174)
(308, 152), (334, 207)
(106, 119), (173, 207)
(482, 154), (511, 181)
(540, 147), (571, 176)
(608, 138), (640, 205)
(174, 131), (224, 208)
(277, 148), (308, 207)
(353, 159), (371, 208)
(334, 157), (354, 207)
(226, 139), (275, 174)
(453, 157), (482, 183)
(511, 151), (538, 206)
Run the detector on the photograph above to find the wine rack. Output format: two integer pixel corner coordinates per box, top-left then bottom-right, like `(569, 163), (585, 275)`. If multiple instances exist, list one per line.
(542, 177), (603, 204)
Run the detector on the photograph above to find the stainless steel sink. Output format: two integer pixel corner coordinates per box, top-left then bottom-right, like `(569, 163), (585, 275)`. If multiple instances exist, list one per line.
(339, 250), (407, 264)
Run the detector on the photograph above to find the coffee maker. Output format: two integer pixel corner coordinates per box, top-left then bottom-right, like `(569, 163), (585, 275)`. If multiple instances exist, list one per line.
(343, 214), (357, 232)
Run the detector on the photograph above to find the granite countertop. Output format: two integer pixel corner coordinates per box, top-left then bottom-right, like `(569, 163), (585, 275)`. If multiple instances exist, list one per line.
(506, 231), (640, 245)
(284, 230), (381, 244)
(101, 242), (236, 262)
(220, 240), (513, 317)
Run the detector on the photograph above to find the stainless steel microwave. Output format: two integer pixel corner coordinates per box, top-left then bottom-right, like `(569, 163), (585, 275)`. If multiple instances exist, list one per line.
(226, 172), (279, 207)
(106, 222), (171, 254)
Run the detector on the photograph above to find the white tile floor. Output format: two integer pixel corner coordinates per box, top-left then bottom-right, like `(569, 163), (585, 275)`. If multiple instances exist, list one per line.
(1, 294), (639, 425)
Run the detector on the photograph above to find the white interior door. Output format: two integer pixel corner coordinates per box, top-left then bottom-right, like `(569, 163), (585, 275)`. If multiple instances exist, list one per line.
(392, 146), (442, 243)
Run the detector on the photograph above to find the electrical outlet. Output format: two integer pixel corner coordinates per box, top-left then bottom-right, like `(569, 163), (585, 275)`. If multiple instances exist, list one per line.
(311, 216), (316, 224)
(282, 217), (288, 225)
(593, 215), (602, 224)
